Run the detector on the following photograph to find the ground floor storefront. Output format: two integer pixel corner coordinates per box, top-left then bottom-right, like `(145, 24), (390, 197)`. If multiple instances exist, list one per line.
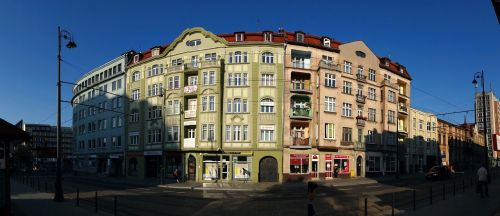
(283, 148), (365, 182)
(364, 151), (398, 177)
(185, 150), (282, 183)
(125, 151), (182, 180)
(73, 153), (124, 176)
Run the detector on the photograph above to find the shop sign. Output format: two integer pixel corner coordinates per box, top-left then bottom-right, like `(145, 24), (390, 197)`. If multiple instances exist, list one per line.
(109, 154), (122, 159)
(290, 154), (308, 165)
(260, 125), (275, 130)
(184, 120), (196, 126)
(334, 155), (349, 159)
(312, 154), (319, 161)
(325, 154), (332, 160)
(144, 151), (162, 156)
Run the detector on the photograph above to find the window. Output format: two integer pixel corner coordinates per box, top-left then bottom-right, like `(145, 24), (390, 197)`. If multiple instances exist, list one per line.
(325, 74), (336, 87)
(323, 38), (330, 47)
(209, 96), (215, 111)
(209, 71), (215, 84)
(130, 111), (139, 122)
(344, 61), (352, 74)
(232, 125), (241, 141)
(235, 33), (244, 42)
(368, 108), (376, 121)
(368, 69), (376, 81)
(148, 106), (162, 119)
(357, 66), (364, 76)
(225, 126), (231, 141)
(325, 96), (335, 112)
(264, 32), (272, 42)
(343, 81), (352, 94)
(171, 58), (183, 66)
(202, 96), (207, 111)
(132, 89), (140, 101)
(296, 33), (304, 42)
(325, 123), (335, 139)
(133, 55), (139, 63)
(205, 53), (217, 61)
(322, 55), (333, 64)
(132, 72), (140, 82)
(261, 52), (274, 63)
(419, 120), (423, 130)
(368, 88), (376, 100)
(384, 74), (391, 81)
(233, 98), (241, 113)
(243, 125), (248, 141)
(342, 127), (352, 142)
(260, 98), (274, 113)
(388, 90), (396, 103)
(367, 156), (381, 172)
(290, 154), (309, 174)
(342, 103), (352, 117)
(148, 83), (163, 96)
(427, 122), (431, 131)
(242, 99), (248, 112)
(227, 99), (232, 113)
(228, 73), (248, 86)
(147, 129), (162, 144)
(234, 51), (242, 63)
(432, 122), (436, 132)
(367, 130), (375, 144)
(129, 133), (139, 145)
(261, 74), (274, 86)
(260, 127), (274, 141)
(388, 110), (396, 124)
(167, 126), (179, 141)
(151, 64), (163, 76)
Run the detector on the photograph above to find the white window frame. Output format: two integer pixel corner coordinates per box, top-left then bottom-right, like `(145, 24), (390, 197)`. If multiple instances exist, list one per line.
(325, 73), (336, 87)
(325, 96), (335, 112)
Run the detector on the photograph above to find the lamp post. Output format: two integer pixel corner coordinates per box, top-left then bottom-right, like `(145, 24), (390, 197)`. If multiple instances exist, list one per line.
(159, 89), (167, 184)
(56, 26), (77, 202)
(472, 70), (489, 169)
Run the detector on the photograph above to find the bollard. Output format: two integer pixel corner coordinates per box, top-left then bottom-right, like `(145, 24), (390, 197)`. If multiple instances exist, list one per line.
(430, 187), (433, 205)
(453, 182), (456, 196)
(413, 190), (416, 211)
(392, 193), (395, 216)
(364, 197), (367, 216)
(95, 191), (98, 213)
(76, 188), (80, 206)
(443, 184), (445, 200)
(114, 196), (117, 216)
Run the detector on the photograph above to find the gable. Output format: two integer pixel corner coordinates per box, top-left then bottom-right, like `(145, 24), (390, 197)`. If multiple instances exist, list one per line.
(339, 41), (379, 69)
(164, 27), (227, 56)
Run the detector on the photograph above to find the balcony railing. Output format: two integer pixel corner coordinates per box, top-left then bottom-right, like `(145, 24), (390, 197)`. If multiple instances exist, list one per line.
(184, 110), (196, 118)
(184, 85), (197, 94)
(167, 64), (183, 73)
(290, 83), (312, 94)
(398, 125), (408, 133)
(200, 59), (220, 68)
(318, 61), (341, 71)
(290, 108), (312, 119)
(381, 80), (399, 89)
(356, 74), (367, 82)
(356, 94), (366, 104)
(291, 137), (311, 148)
(291, 60), (309, 69)
(356, 116), (367, 127)
(399, 104), (408, 114)
(184, 63), (199, 71)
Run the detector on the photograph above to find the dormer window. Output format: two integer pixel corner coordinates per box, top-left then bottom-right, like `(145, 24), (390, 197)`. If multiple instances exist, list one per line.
(235, 33), (244, 42)
(133, 54), (140, 63)
(323, 38), (331, 47)
(152, 48), (160, 56)
(296, 33), (304, 42)
(399, 67), (404, 73)
(384, 60), (390, 67)
(264, 32), (272, 42)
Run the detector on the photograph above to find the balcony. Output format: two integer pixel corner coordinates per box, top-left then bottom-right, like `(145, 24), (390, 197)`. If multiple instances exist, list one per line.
(184, 85), (198, 94)
(356, 116), (367, 127)
(356, 94), (366, 104)
(184, 110), (196, 119)
(318, 61), (341, 71)
(290, 108), (312, 119)
(356, 74), (367, 82)
(381, 80), (398, 89)
(398, 125), (408, 134)
(292, 60), (308, 69)
(355, 141), (365, 150)
(184, 63), (199, 71)
(200, 59), (220, 68)
(291, 137), (311, 149)
(183, 138), (195, 148)
(398, 104), (408, 115)
(167, 64), (183, 73)
(290, 83), (312, 94)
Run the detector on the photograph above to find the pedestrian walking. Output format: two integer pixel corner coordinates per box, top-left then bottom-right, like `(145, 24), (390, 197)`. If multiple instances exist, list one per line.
(307, 182), (318, 216)
(173, 169), (180, 183)
(477, 164), (489, 198)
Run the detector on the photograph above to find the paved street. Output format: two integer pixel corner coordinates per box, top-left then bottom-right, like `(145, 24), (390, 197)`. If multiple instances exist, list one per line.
(11, 171), (500, 216)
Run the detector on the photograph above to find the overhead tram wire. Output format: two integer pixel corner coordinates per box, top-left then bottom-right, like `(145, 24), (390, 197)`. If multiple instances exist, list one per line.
(61, 100), (129, 116)
(411, 84), (468, 111)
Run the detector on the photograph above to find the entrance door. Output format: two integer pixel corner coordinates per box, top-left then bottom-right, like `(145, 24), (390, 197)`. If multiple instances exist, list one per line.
(145, 157), (159, 178)
(311, 161), (318, 178)
(357, 156), (362, 177)
(259, 157), (278, 182)
(188, 156), (196, 181)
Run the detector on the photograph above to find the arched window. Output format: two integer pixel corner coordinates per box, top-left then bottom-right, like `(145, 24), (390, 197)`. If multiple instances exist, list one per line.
(233, 98), (241, 113)
(234, 51), (242, 63)
(132, 71), (140, 82)
(261, 52), (274, 64)
(260, 98), (274, 113)
(152, 64), (158, 76)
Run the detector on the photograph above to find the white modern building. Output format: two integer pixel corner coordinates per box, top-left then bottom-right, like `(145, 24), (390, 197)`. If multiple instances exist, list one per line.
(72, 54), (128, 176)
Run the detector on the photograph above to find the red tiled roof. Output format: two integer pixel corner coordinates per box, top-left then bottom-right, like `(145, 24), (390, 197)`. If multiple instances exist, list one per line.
(127, 30), (412, 80)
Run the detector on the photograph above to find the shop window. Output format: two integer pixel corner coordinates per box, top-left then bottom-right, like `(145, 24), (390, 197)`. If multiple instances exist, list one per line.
(128, 158), (138, 176)
(290, 154), (309, 174)
(233, 156), (252, 181)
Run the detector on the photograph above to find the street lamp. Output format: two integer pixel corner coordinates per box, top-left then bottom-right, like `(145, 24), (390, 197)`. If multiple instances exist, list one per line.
(472, 70), (489, 169)
(55, 26), (77, 202)
(159, 88), (167, 184)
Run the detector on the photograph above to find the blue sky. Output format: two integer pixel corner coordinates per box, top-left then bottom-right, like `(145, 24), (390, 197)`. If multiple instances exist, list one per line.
(0, 0), (499, 126)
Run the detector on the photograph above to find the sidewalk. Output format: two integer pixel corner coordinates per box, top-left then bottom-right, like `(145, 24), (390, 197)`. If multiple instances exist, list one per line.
(11, 181), (109, 216)
(407, 180), (500, 216)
